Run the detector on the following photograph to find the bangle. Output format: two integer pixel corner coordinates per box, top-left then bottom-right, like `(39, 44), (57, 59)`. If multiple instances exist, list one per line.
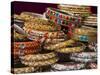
(71, 52), (97, 59)
(72, 34), (97, 42)
(56, 42), (85, 53)
(70, 57), (97, 63)
(20, 52), (56, 61)
(45, 7), (81, 26)
(21, 57), (58, 67)
(44, 40), (75, 50)
(24, 19), (61, 32)
(11, 67), (39, 74)
(74, 28), (97, 36)
(51, 62), (85, 71)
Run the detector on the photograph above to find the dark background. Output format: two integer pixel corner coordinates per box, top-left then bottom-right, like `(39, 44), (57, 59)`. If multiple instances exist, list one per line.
(11, 1), (97, 15)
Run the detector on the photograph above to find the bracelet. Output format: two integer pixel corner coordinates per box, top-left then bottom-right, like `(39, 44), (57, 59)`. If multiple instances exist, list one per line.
(71, 52), (97, 59)
(13, 41), (41, 49)
(58, 4), (91, 17)
(21, 57), (58, 67)
(20, 52), (56, 61)
(74, 28), (97, 36)
(45, 7), (81, 26)
(24, 19), (61, 32)
(72, 34), (97, 42)
(70, 56), (97, 63)
(51, 62), (85, 71)
(55, 42), (85, 53)
(11, 67), (39, 74)
(44, 40), (75, 50)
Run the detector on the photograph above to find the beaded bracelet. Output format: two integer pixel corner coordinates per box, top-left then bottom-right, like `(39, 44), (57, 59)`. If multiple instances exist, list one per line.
(51, 62), (85, 71)
(11, 67), (39, 74)
(45, 7), (81, 26)
(44, 40), (75, 50)
(21, 57), (58, 67)
(71, 52), (97, 59)
(55, 42), (85, 53)
(20, 52), (56, 61)
(70, 57), (97, 63)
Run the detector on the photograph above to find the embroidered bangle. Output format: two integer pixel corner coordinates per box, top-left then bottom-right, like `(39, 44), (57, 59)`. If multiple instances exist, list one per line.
(20, 52), (56, 61)
(45, 7), (81, 26)
(51, 62), (85, 71)
(21, 57), (58, 67)
(11, 67), (39, 74)
(44, 40), (75, 50)
(71, 52), (97, 59)
(70, 57), (97, 62)
(56, 42), (85, 53)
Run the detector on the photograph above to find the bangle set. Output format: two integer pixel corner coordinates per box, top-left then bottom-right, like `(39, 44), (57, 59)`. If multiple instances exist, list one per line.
(51, 62), (85, 71)
(11, 67), (39, 74)
(44, 40), (75, 50)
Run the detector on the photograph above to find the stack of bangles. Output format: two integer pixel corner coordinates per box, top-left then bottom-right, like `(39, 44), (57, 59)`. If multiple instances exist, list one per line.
(70, 52), (97, 62)
(58, 4), (91, 17)
(19, 52), (59, 67)
(51, 62), (85, 71)
(72, 27), (97, 42)
(11, 67), (39, 74)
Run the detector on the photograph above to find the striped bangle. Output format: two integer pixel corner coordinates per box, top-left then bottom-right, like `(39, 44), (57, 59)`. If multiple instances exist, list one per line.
(21, 57), (58, 67)
(20, 52), (56, 61)
(52, 62), (85, 71)
(56, 43), (85, 53)
(45, 7), (81, 26)
(70, 57), (97, 63)
(71, 52), (97, 59)
(11, 67), (39, 74)
(44, 40), (75, 50)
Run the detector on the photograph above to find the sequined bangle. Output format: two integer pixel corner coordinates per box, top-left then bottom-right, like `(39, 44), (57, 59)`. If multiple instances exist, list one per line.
(45, 7), (81, 26)
(56, 42), (85, 53)
(21, 57), (58, 67)
(20, 52), (56, 61)
(44, 40), (75, 50)
(71, 52), (97, 59)
(70, 56), (97, 62)
(11, 67), (39, 74)
(51, 62), (85, 71)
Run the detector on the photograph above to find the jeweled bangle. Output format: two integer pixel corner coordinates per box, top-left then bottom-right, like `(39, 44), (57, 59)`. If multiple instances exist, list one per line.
(21, 57), (58, 67)
(74, 28), (97, 36)
(13, 41), (41, 49)
(11, 67), (39, 74)
(20, 52), (56, 61)
(51, 62), (85, 71)
(44, 40), (75, 50)
(25, 29), (65, 39)
(45, 7), (81, 26)
(24, 20), (61, 31)
(70, 57), (97, 63)
(72, 34), (97, 42)
(55, 43), (85, 53)
(71, 52), (97, 59)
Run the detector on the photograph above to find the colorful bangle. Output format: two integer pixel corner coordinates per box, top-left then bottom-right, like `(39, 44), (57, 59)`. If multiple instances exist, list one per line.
(11, 67), (39, 74)
(56, 42), (85, 53)
(45, 7), (81, 26)
(51, 62), (85, 71)
(71, 52), (97, 59)
(70, 57), (97, 63)
(20, 52), (56, 61)
(21, 57), (58, 67)
(44, 40), (75, 50)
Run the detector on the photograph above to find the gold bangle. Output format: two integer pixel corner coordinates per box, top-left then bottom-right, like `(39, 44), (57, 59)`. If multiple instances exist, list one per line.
(20, 52), (56, 61)
(44, 40), (75, 50)
(21, 57), (58, 67)
(11, 67), (39, 74)
(55, 42), (85, 53)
